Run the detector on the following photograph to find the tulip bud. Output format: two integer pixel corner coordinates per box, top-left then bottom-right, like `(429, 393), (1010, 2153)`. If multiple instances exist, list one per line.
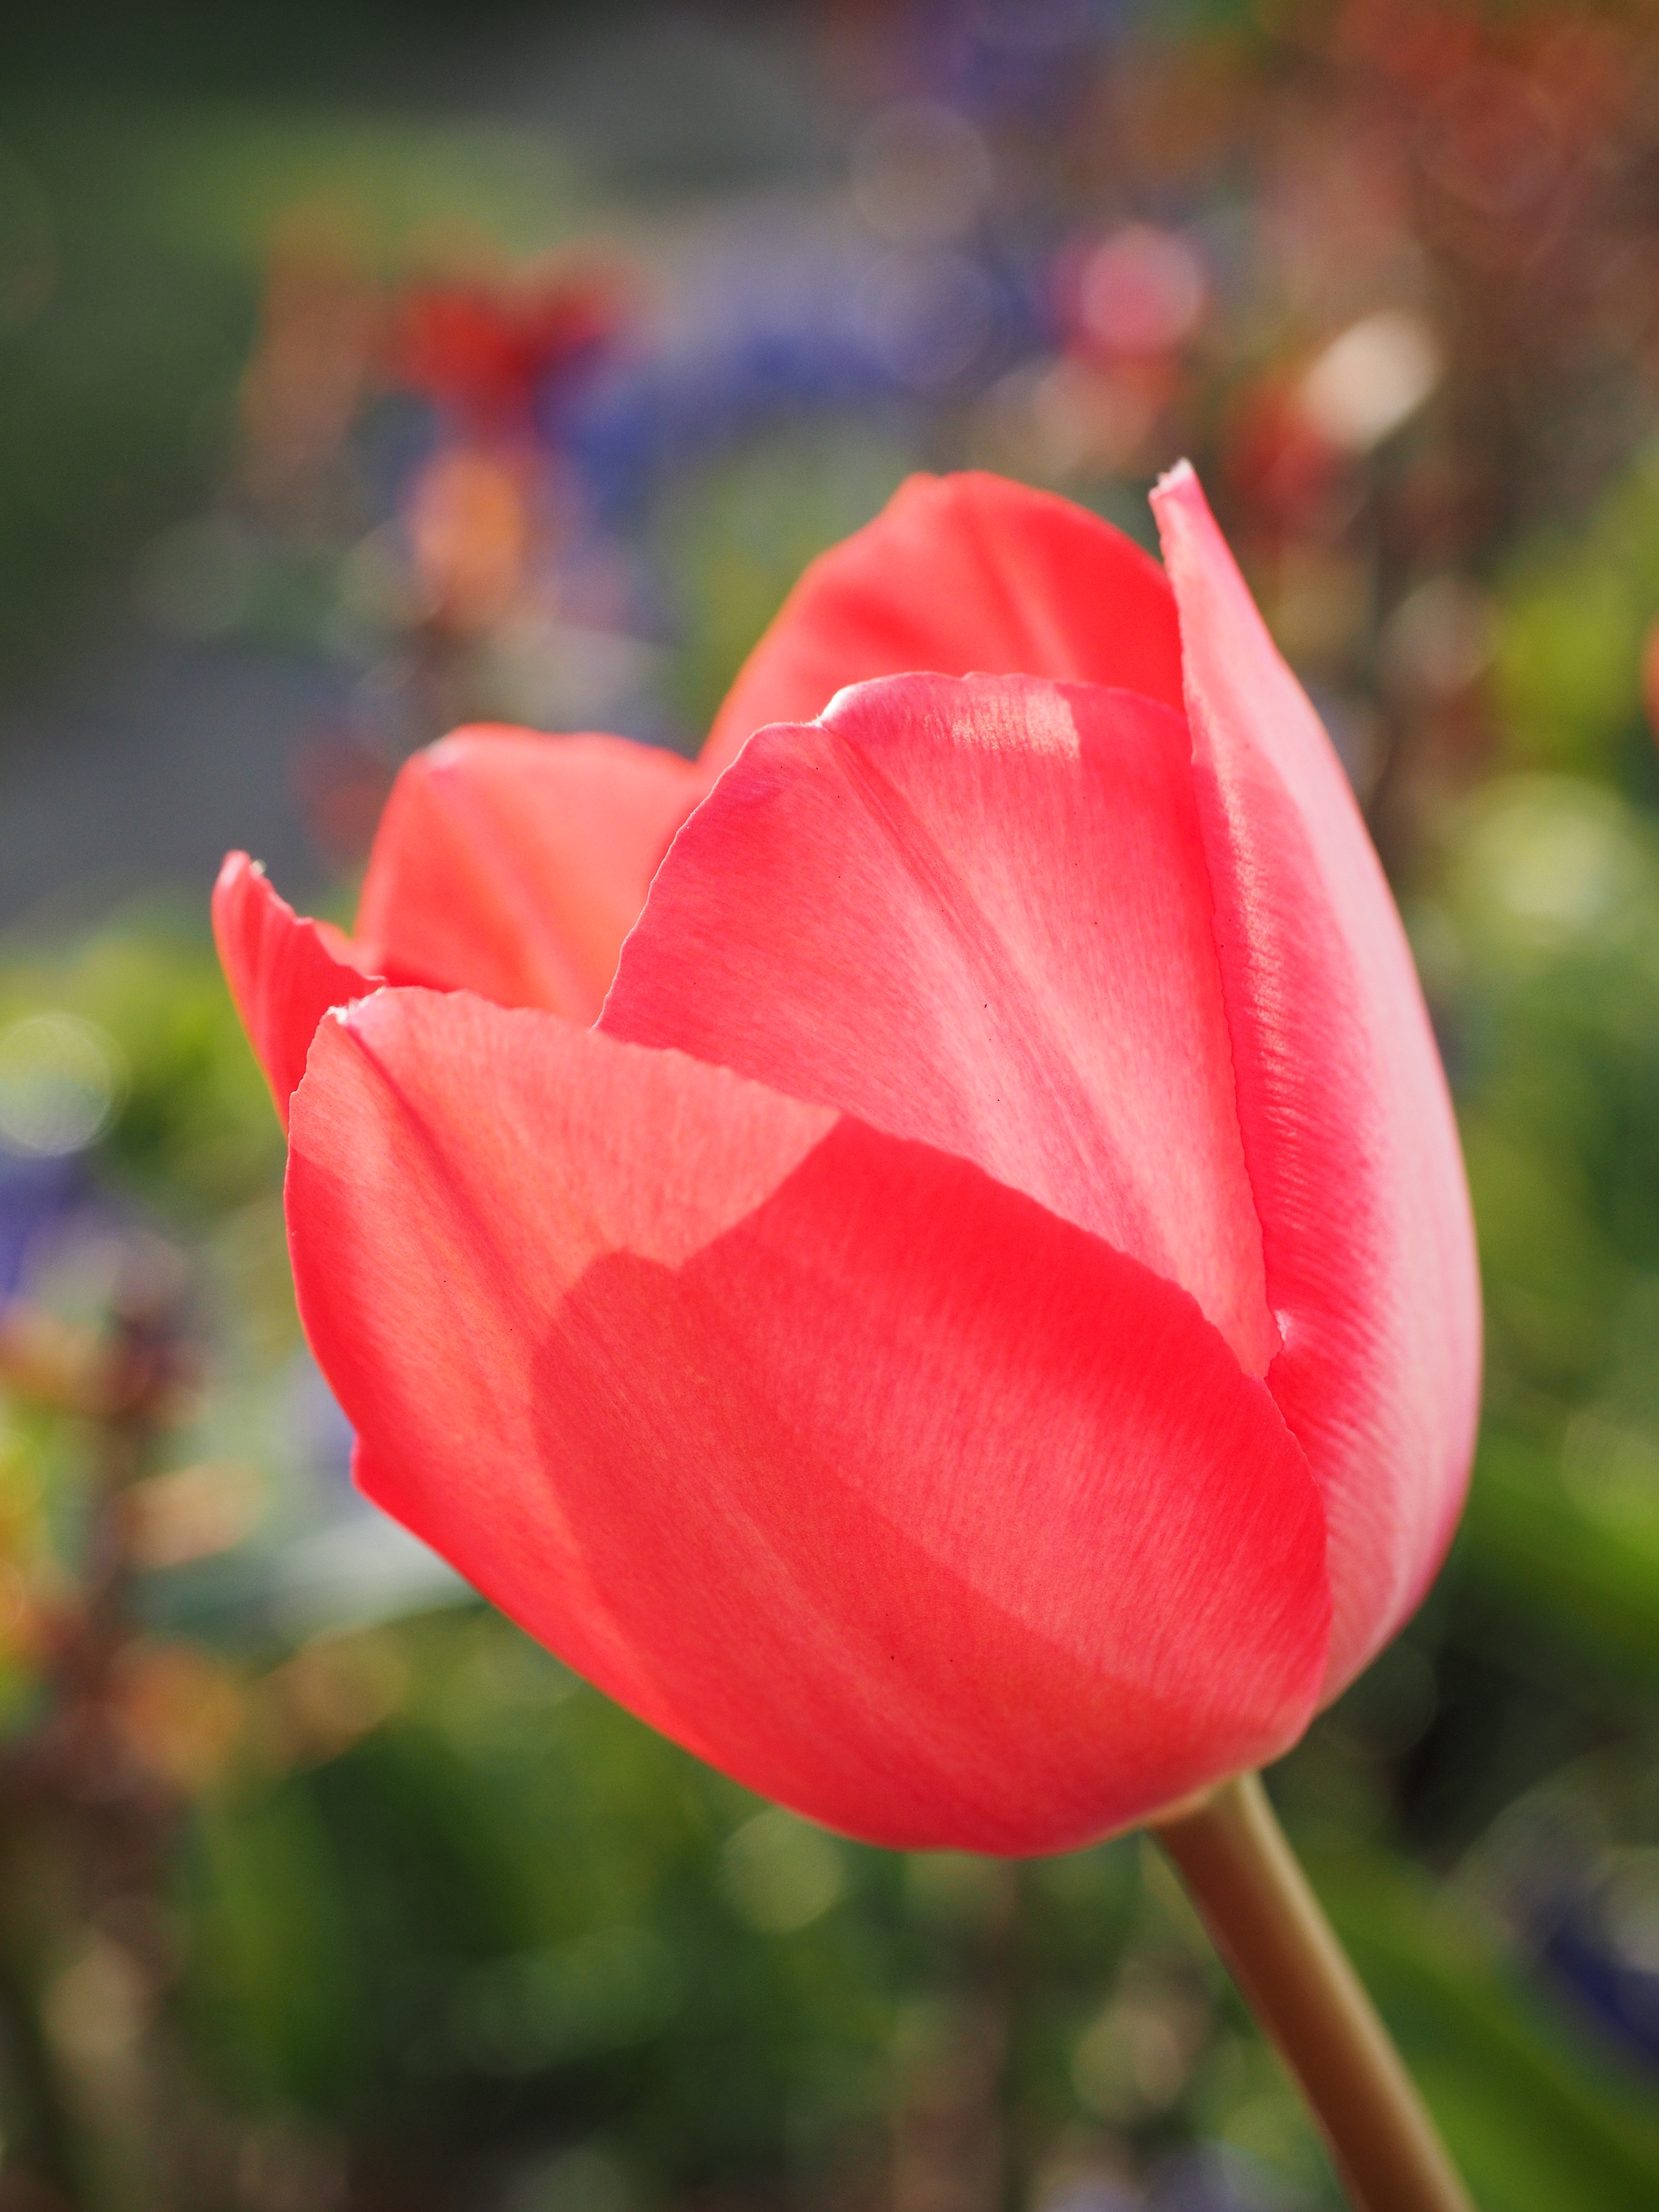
(216, 468), (1479, 1853)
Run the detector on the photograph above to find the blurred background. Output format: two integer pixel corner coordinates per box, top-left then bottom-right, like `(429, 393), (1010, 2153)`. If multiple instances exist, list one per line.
(0, 0), (1657, 2205)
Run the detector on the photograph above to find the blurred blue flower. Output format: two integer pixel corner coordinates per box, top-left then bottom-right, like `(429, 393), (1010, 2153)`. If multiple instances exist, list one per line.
(1536, 1880), (1659, 2074)
(0, 1148), (83, 1303)
(895, 0), (1128, 127)
(544, 235), (1041, 531)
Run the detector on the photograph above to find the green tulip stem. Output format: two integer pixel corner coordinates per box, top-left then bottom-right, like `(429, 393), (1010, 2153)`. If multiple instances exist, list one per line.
(1151, 1773), (1474, 2212)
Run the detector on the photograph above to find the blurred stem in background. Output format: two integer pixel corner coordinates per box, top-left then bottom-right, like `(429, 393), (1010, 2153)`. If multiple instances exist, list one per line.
(0, 1262), (191, 2206)
(892, 1863), (1016, 2212)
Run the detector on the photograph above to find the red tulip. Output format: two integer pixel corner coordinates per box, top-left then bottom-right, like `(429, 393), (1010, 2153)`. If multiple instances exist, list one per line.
(215, 468), (1479, 1854)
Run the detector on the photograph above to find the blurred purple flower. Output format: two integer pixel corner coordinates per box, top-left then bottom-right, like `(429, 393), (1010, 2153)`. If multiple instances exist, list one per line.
(0, 1149), (87, 1303)
(1524, 1861), (1659, 2076)
(1149, 2145), (1305, 2212)
(545, 236), (1039, 528)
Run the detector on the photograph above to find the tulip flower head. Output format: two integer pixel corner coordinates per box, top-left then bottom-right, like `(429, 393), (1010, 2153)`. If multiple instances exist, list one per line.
(215, 468), (1479, 1855)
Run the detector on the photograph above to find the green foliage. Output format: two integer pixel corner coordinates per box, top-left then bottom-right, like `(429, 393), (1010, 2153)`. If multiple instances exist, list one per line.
(177, 1614), (907, 2183)
(657, 421), (921, 740)
(0, 906), (280, 1215)
(1492, 445), (1659, 781)
(1313, 1848), (1659, 2212)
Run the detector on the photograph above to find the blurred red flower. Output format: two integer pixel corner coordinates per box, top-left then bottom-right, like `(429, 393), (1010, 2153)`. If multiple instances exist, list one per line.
(381, 267), (626, 630)
(386, 268), (622, 437)
(213, 470), (1479, 1852)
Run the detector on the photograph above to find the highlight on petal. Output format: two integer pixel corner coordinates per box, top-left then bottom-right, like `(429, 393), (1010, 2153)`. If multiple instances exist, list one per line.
(701, 472), (1186, 777)
(607, 672), (1277, 1379)
(1151, 462), (1481, 1696)
(212, 852), (380, 1126)
(354, 725), (704, 1022)
(288, 989), (1330, 1854)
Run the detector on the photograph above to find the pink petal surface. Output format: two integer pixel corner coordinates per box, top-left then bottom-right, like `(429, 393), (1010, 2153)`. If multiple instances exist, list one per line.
(212, 853), (380, 1126)
(608, 673), (1277, 1378)
(288, 989), (1329, 1853)
(701, 472), (1187, 777)
(355, 725), (703, 1021)
(1152, 464), (1480, 1696)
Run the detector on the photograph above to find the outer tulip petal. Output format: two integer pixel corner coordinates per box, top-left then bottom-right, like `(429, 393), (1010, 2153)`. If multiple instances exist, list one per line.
(288, 989), (1329, 1854)
(606, 673), (1277, 1377)
(354, 725), (703, 1021)
(212, 852), (380, 1126)
(1151, 464), (1481, 1696)
(701, 472), (1187, 776)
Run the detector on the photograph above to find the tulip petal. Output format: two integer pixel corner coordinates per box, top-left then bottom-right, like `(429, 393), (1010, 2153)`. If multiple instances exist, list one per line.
(606, 673), (1277, 1378)
(212, 852), (380, 1126)
(289, 989), (1328, 1854)
(354, 725), (703, 1021)
(701, 472), (1186, 776)
(1151, 463), (1480, 1695)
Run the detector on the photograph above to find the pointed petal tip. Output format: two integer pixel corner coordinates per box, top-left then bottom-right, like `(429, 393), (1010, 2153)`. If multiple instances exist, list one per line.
(213, 848), (257, 899)
(1151, 456), (1198, 505)
(213, 850), (382, 1127)
(1149, 461), (1218, 556)
(327, 984), (387, 1029)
